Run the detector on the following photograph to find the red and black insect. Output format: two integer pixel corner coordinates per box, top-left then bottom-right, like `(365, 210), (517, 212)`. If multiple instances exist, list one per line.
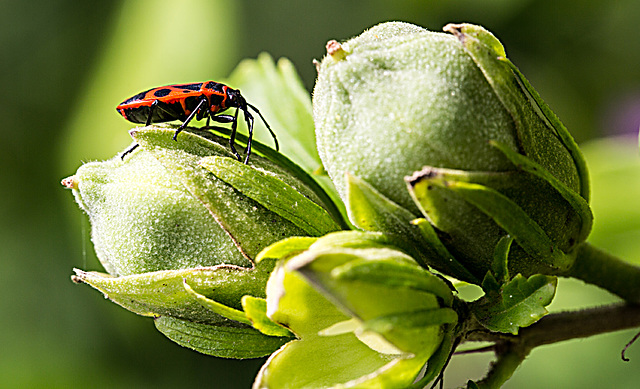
(116, 81), (278, 163)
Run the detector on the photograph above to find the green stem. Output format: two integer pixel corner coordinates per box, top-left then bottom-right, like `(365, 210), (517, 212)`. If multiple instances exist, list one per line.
(470, 303), (640, 388)
(475, 347), (527, 389)
(563, 243), (640, 304)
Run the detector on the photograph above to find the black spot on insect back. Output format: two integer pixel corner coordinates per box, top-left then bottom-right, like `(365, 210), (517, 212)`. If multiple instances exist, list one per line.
(153, 88), (172, 98)
(121, 91), (147, 105)
(172, 83), (203, 91)
(204, 81), (224, 93)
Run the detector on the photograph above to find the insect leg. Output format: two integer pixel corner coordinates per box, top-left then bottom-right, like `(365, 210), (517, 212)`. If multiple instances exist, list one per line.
(145, 100), (159, 126)
(207, 114), (240, 160)
(173, 96), (208, 140)
(208, 114), (235, 124)
(242, 109), (255, 164)
(120, 144), (139, 159)
(228, 108), (242, 161)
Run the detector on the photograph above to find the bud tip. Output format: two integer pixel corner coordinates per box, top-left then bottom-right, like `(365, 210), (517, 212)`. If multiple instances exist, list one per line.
(326, 40), (347, 61)
(61, 175), (79, 190)
(443, 23), (465, 42)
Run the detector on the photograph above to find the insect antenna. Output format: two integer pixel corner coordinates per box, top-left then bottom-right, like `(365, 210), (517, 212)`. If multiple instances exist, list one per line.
(247, 103), (279, 151)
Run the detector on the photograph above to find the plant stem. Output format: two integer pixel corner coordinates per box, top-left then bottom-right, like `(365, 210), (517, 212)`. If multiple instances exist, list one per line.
(517, 303), (640, 348)
(475, 347), (527, 389)
(467, 303), (640, 388)
(562, 242), (640, 304)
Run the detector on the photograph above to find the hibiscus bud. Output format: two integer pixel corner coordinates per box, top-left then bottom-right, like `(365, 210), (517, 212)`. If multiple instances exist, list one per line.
(313, 22), (591, 282)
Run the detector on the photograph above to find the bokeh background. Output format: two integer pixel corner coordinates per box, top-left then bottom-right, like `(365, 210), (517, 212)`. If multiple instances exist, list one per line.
(3, 0), (640, 387)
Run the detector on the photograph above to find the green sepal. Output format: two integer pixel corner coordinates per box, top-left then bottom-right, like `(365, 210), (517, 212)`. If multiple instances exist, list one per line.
(446, 181), (571, 270)
(154, 315), (291, 359)
(411, 217), (479, 284)
(200, 155), (340, 236)
(467, 381), (481, 389)
(408, 329), (456, 389)
(309, 230), (407, 252)
(183, 280), (251, 325)
(499, 58), (590, 201)
(471, 274), (557, 334)
(255, 330), (431, 388)
(225, 53), (350, 228)
(412, 171), (572, 272)
(493, 235), (514, 283)
(330, 257), (454, 306)
(363, 308), (458, 333)
(481, 272), (501, 295)
(482, 235), (514, 293)
(193, 123), (348, 231)
(289, 247), (452, 355)
(490, 140), (592, 244)
(241, 295), (293, 337)
(345, 173), (440, 269)
(71, 258), (276, 323)
(255, 236), (318, 263)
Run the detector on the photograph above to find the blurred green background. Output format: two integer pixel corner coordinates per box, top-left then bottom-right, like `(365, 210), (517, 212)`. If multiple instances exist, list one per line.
(2, 0), (640, 387)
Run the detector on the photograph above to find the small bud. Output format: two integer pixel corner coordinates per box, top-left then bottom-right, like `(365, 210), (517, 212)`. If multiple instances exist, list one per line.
(255, 231), (457, 387)
(60, 175), (79, 190)
(325, 40), (347, 61)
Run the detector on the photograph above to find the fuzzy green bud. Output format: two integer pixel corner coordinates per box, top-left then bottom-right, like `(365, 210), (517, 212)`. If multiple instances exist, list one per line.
(313, 22), (591, 282)
(64, 126), (342, 276)
(62, 126), (343, 357)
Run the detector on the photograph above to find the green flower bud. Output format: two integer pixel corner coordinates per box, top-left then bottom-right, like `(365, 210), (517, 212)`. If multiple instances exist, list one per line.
(62, 125), (343, 357)
(64, 126), (342, 276)
(313, 22), (591, 282)
(255, 231), (457, 388)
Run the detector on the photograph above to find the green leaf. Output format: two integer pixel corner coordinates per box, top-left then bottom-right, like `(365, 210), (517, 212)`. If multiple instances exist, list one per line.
(241, 295), (293, 338)
(154, 315), (290, 359)
(226, 53), (321, 175)
(71, 258), (275, 323)
(471, 274), (557, 334)
(200, 155), (340, 236)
